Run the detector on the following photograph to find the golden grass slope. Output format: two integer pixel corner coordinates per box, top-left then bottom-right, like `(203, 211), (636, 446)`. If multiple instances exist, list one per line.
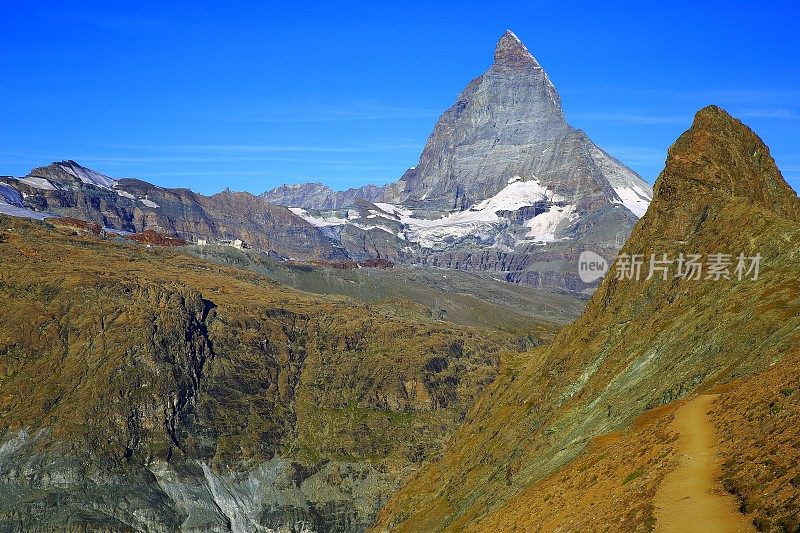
(0, 215), (522, 469)
(437, 348), (800, 533)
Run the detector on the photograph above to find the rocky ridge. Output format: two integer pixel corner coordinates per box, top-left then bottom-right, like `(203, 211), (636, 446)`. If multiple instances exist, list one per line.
(0, 160), (349, 261)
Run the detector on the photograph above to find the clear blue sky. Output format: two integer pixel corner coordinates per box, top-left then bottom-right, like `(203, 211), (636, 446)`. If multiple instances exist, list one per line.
(1, 1), (798, 195)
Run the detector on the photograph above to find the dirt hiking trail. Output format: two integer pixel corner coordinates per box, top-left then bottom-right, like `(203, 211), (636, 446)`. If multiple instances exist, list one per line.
(653, 394), (754, 532)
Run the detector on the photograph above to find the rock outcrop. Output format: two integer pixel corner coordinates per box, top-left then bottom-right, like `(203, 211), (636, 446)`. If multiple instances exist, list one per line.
(261, 181), (393, 210)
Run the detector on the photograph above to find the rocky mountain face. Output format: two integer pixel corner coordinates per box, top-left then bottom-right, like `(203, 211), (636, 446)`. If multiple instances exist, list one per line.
(0, 215), (536, 532)
(261, 182), (392, 210)
(388, 31), (642, 212)
(370, 107), (800, 531)
(261, 31), (652, 292)
(0, 160), (348, 261)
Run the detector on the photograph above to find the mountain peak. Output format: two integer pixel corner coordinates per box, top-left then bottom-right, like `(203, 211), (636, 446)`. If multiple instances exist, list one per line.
(652, 105), (800, 222)
(494, 30), (541, 68)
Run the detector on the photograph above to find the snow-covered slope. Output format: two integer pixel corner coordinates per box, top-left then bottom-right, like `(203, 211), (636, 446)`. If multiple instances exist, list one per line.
(587, 144), (652, 218)
(0, 183), (24, 207)
(288, 207), (348, 228)
(0, 183), (52, 220)
(396, 177), (574, 248)
(59, 161), (117, 189)
(287, 175), (582, 250)
(15, 177), (58, 191)
(524, 204), (577, 242)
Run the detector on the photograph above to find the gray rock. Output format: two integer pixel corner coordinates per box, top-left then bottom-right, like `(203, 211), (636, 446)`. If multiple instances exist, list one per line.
(388, 30), (651, 218)
(0, 160), (349, 261)
(0, 430), (400, 533)
(260, 182), (391, 211)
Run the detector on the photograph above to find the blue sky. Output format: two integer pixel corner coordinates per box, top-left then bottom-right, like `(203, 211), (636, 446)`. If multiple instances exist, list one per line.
(1, 1), (798, 195)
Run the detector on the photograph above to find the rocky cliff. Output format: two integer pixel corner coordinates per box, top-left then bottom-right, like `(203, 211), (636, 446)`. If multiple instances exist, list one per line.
(370, 107), (800, 531)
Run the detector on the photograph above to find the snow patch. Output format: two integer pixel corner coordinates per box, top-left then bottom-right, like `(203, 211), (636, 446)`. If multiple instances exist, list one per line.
(524, 204), (578, 242)
(373, 203), (412, 218)
(586, 144), (652, 218)
(0, 184), (24, 207)
(288, 207), (347, 228)
(284, 176), (577, 249)
(351, 223), (404, 238)
(384, 176), (566, 249)
(60, 163), (117, 189)
(116, 190), (136, 200)
(471, 176), (561, 212)
(612, 184), (651, 218)
(0, 203), (51, 220)
(16, 177), (58, 191)
(140, 199), (160, 208)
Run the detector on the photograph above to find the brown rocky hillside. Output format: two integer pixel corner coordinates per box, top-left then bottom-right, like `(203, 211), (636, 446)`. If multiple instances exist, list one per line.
(0, 215), (544, 531)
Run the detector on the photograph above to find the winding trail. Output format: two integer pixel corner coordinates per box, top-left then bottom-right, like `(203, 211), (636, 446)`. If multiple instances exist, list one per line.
(653, 394), (754, 532)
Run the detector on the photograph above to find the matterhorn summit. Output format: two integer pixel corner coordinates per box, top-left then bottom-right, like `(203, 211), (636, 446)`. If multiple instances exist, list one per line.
(493, 30), (542, 68)
(262, 30), (652, 291)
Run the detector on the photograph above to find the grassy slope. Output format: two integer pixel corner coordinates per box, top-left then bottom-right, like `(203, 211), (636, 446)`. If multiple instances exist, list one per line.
(457, 349), (800, 533)
(370, 106), (800, 531)
(182, 244), (583, 334)
(0, 215), (523, 471)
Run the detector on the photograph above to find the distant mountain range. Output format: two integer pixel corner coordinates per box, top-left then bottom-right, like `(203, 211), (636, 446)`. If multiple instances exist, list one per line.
(0, 31), (651, 292)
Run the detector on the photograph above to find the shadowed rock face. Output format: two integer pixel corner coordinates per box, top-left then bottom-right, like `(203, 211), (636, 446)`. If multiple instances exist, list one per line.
(370, 107), (800, 531)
